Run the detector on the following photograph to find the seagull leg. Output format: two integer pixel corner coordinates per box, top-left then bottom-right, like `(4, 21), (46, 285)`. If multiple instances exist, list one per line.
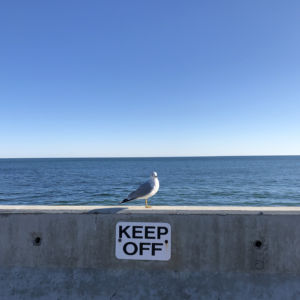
(145, 199), (152, 208)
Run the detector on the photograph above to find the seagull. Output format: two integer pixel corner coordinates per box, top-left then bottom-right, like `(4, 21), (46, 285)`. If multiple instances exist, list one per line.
(121, 171), (160, 208)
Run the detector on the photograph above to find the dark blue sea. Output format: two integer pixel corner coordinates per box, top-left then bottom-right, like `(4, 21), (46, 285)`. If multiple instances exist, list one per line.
(0, 156), (299, 206)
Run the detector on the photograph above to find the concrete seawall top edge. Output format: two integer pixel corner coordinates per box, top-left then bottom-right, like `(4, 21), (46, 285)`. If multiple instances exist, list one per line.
(0, 205), (300, 215)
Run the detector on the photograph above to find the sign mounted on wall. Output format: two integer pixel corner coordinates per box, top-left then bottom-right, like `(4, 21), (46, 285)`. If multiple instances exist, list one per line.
(115, 222), (171, 261)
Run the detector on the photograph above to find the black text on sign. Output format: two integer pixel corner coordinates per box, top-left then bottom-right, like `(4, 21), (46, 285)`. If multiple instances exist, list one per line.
(115, 222), (171, 261)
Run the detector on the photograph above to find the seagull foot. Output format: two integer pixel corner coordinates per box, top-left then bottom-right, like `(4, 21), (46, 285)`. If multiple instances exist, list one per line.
(145, 205), (152, 208)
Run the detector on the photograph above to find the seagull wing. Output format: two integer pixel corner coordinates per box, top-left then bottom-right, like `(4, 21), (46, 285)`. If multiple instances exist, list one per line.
(127, 180), (153, 201)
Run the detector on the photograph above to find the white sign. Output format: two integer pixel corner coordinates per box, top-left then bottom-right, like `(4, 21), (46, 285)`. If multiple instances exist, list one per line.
(115, 222), (171, 261)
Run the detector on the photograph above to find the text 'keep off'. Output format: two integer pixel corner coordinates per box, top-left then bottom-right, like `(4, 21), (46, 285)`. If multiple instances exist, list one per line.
(115, 222), (171, 261)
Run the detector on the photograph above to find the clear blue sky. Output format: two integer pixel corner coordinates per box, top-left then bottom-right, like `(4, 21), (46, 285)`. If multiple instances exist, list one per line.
(1, 0), (299, 157)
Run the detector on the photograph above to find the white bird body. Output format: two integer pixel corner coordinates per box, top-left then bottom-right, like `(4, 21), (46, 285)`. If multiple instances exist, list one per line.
(121, 172), (160, 208)
(135, 176), (159, 200)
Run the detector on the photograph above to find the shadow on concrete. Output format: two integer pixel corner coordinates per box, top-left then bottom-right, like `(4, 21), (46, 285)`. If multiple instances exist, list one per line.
(86, 207), (127, 214)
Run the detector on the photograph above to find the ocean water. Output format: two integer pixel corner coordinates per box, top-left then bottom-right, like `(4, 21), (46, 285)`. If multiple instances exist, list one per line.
(0, 156), (299, 206)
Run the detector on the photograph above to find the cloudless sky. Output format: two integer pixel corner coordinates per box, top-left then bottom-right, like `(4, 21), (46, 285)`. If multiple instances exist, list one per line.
(0, 0), (299, 157)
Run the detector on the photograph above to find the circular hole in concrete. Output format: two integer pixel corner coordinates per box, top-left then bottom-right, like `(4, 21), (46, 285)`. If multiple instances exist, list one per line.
(34, 236), (42, 246)
(254, 240), (262, 248)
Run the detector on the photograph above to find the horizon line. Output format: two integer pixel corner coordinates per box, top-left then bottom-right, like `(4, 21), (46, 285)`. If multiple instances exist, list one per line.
(0, 154), (300, 159)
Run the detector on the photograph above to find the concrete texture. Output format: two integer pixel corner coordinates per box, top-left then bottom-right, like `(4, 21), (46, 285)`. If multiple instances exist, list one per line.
(0, 206), (300, 299)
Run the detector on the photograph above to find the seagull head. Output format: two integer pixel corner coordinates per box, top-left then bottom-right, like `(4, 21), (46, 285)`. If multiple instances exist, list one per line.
(151, 171), (158, 178)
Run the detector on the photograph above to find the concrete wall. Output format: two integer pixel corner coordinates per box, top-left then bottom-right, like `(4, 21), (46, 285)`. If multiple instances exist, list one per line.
(1, 205), (300, 299)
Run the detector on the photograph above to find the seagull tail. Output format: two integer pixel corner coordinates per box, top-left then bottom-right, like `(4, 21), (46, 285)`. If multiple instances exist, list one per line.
(120, 198), (130, 204)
